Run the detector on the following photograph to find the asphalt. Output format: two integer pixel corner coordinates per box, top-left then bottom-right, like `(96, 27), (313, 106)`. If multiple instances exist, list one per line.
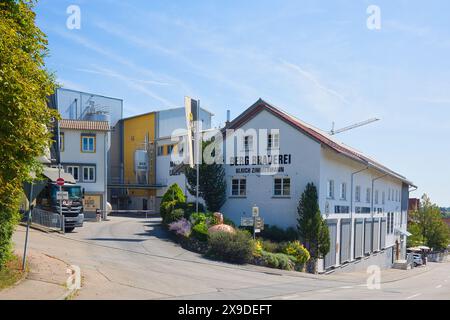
(8, 216), (450, 300)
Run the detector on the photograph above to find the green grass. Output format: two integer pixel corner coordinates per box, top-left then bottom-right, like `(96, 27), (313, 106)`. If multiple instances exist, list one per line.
(0, 255), (26, 291)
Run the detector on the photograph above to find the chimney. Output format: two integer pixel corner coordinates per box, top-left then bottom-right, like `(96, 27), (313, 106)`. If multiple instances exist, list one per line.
(225, 110), (231, 127)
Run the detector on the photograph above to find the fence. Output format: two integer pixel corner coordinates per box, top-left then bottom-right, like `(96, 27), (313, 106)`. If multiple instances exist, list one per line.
(30, 208), (63, 231)
(427, 250), (449, 263)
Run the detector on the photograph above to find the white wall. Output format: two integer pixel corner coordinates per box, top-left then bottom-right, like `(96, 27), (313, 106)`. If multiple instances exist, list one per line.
(221, 109), (322, 229)
(60, 129), (107, 194)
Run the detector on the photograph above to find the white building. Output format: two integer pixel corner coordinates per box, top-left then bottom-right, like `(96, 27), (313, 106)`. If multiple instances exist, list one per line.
(59, 119), (110, 215)
(222, 99), (415, 273)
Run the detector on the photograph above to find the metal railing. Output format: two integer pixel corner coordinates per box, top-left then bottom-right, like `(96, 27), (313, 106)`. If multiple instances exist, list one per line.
(30, 208), (63, 231)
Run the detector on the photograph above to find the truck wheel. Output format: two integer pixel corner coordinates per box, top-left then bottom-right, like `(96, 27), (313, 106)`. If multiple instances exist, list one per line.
(65, 227), (75, 233)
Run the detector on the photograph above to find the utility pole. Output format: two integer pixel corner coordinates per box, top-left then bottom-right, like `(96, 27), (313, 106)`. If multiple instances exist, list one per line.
(196, 100), (200, 213)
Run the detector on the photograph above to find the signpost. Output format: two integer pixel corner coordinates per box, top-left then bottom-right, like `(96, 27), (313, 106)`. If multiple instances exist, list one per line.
(240, 206), (264, 239)
(57, 168), (64, 233)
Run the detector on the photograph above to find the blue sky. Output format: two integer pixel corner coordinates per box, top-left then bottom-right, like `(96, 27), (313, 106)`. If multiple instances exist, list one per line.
(35, 0), (450, 206)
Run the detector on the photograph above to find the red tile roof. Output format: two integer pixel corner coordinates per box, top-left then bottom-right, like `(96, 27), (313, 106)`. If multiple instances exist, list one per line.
(59, 119), (110, 131)
(227, 99), (415, 187)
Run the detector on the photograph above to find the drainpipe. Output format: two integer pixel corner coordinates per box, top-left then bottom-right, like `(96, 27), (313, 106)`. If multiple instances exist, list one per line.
(350, 166), (369, 261)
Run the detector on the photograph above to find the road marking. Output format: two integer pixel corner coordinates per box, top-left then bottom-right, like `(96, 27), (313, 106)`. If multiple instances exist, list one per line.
(406, 293), (422, 300)
(436, 285), (442, 289)
(339, 286), (354, 289)
(281, 294), (300, 300)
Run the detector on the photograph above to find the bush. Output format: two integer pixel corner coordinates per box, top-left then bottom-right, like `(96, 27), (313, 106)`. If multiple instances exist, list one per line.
(223, 217), (236, 228)
(206, 230), (254, 264)
(168, 218), (192, 237)
(160, 184), (186, 221)
(164, 208), (185, 224)
(261, 240), (281, 253)
(184, 202), (205, 218)
(283, 241), (310, 265)
(191, 222), (209, 242)
(260, 251), (296, 270)
(190, 212), (220, 227)
(260, 225), (298, 242)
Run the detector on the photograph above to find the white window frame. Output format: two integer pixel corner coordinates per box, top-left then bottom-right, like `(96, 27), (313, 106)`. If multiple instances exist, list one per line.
(382, 191), (386, 205)
(83, 166), (96, 182)
(244, 135), (253, 152)
(267, 133), (280, 150)
(355, 185), (361, 202)
(274, 177), (291, 197)
(366, 188), (371, 203)
(231, 178), (246, 197)
(66, 166), (80, 181)
(374, 190), (379, 205)
(340, 182), (347, 200)
(327, 180), (335, 199)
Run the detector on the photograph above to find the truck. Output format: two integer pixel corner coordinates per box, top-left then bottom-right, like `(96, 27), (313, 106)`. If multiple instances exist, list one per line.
(34, 167), (85, 232)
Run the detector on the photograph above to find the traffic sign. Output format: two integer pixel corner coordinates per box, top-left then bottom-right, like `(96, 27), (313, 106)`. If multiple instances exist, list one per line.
(252, 206), (259, 217)
(56, 178), (65, 186)
(241, 217), (254, 227)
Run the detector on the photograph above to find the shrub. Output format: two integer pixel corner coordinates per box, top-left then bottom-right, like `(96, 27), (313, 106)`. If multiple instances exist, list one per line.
(260, 225), (298, 242)
(160, 184), (186, 221)
(206, 230), (254, 264)
(164, 208), (185, 224)
(253, 240), (263, 258)
(184, 202), (205, 218)
(261, 240), (281, 253)
(191, 222), (209, 242)
(190, 212), (208, 226)
(283, 241), (310, 265)
(223, 217), (236, 228)
(260, 251), (296, 271)
(168, 218), (192, 237)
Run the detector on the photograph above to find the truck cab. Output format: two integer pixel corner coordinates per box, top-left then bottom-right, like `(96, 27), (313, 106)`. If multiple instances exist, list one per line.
(36, 167), (85, 232)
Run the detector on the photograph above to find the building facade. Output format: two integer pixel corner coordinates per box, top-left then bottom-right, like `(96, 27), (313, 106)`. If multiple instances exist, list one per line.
(108, 107), (213, 211)
(59, 119), (110, 214)
(221, 99), (415, 273)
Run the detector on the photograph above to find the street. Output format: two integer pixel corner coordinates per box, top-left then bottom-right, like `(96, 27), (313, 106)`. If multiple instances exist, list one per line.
(11, 216), (450, 300)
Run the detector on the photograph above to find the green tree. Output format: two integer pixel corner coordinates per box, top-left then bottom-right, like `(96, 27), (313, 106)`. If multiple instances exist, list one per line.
(297, 183), (330, 273)
(185, 140), (226, 212)
(408, 194), (450, 250)
(0, 0), (58, 269)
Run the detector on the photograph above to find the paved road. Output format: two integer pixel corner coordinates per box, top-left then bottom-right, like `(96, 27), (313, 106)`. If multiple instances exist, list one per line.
(12, 216), (450, 300)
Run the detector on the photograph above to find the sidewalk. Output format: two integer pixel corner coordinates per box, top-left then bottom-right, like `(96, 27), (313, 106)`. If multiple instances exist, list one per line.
(0, 249), (76, 300)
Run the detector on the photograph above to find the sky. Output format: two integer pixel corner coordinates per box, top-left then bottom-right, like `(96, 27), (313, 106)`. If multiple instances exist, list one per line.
(34, 0), (450, 206)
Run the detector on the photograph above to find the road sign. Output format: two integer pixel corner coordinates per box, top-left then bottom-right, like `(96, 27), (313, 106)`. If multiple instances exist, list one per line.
(252, 206), (259, 217)
(240, 217), (254, 227)
(56, 191), (69, 201)
(255, 217), (265, 230)
(56, 177), (65, 186)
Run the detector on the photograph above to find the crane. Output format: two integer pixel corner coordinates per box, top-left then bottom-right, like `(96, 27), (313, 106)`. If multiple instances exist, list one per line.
(330, 118), (380, 135)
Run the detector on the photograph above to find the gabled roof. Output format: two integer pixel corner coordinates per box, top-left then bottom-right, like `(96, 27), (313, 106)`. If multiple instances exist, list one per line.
(227, 99), (415, 187)
(59, 119), (110, 131)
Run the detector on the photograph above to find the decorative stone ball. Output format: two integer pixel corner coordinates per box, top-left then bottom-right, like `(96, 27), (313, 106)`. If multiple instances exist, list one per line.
(213, 212), (224, 224)
(208, 224), (235, 234)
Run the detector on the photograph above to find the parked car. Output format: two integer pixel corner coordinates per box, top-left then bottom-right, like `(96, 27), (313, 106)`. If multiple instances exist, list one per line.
(413, 253), (423, 266)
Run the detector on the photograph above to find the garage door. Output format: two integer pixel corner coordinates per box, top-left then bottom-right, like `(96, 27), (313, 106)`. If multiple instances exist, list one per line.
(372, 218), (380, 252)
(340, 219), (351, 263)
(380, 218), (387, 249)
(324, 220), (338, 269)
(364, 218), (373, 255)
(354, 219), (364, 259)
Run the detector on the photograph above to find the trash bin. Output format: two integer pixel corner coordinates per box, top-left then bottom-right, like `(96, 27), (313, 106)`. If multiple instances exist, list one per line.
(96, 209), (102, 222)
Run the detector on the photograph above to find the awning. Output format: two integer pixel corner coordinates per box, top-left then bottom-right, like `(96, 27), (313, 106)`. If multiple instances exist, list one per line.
(395, 228), (412, 237)
(42, 167), (76, 184)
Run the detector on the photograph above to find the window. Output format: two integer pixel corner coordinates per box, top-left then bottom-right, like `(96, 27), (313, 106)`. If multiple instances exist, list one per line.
(382, 191), (386, 205)
(366, 188), (371, 203)
(355, 186), (361, 202)
(340, 183), (347, 200)
(396, 190), (399, 202)
(81, 134), (96, 153)
(167, 145), (174, 155)
(59, 132), (65, 152)
(355, 207), (371, 214)
(157, 146), (164, 156)
(231, 178), (246, 196)
(268, 133), (280, 149)
(83, 166), (95, 182)
(66, 166), (79, 181)
(375, 190), (379, 205)
(274, 178), (291, 197)
(244, 135), (253, 151)
(327, 180), (335, 199)
(335, 206), (350, 214)
(388, 188), (391, 201)
(387, 212), (395, 234)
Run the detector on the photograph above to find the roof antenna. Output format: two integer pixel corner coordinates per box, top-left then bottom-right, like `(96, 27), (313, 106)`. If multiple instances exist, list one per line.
(330, 118), (380, 135)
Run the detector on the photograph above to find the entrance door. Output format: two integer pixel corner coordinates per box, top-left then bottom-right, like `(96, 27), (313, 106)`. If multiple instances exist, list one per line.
(143, 199), (148, 211)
